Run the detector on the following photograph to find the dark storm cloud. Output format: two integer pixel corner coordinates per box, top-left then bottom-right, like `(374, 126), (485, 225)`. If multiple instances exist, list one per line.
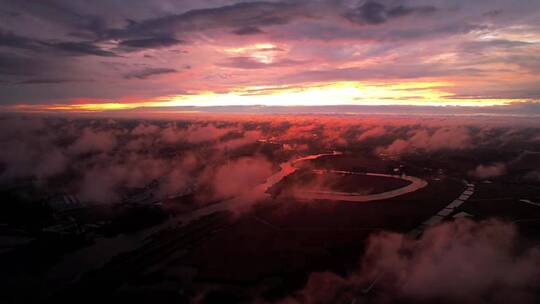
(0, 27), (115, 58)
(118, 37), (184, 49)
(0, 51), (76, 85)
(268, 15), (483, 43)
(16, 78), (91, 85)
(387, 4), (437, 17)
(344, 1), (438, 25)
(106, 1), (305, 39)
(0, 52), (47, 76)
(0, 29), (40, 50)
(124, 67), (177, 79)
(42, 41), (117, 57)
(232, 26), (265, 35)
(346, 1), (387, 24)
(3, 0), (108, 38)
(0, 9), (21, 18)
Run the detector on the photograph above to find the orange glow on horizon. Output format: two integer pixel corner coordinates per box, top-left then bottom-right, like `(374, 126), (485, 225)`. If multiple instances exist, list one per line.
(5, 81), (525, 113)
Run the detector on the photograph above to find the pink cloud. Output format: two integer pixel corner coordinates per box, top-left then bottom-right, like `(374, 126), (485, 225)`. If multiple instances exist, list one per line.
(211, 156), (274, 200)
(69, 128), (117, 154)
(284, 219), (540, 303)
(469, 163), (507, 179)
(377, 126), (472, 155)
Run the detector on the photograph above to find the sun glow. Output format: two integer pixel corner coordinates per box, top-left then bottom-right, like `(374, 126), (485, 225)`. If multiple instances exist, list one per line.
(9, 81), (521, 113)
(224, 43), (281, 63)
(10, 102), (162, 112)
(163, 81), (515, 107)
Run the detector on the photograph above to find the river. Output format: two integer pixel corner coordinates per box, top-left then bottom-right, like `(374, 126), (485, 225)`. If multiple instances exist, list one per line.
(42, 151), (427, 295)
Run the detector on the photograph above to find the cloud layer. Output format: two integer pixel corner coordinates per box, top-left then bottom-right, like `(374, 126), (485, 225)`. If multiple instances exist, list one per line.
(284, 219), (540, 304)
(1, 114), (539, 209)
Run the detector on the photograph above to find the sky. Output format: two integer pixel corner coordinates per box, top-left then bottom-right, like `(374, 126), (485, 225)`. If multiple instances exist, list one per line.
(1, 0), (540, 113)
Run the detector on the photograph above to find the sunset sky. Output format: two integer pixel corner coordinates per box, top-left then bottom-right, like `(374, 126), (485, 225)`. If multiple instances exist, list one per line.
(1, 0), (540, 113)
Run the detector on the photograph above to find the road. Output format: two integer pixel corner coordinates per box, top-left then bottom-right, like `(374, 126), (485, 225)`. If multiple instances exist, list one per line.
(407, 182), (475, 238)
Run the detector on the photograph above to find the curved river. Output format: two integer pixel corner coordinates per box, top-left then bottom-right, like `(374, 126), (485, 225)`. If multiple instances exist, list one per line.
(294, 170), (428, 202)
(43, 151), (427, 295)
